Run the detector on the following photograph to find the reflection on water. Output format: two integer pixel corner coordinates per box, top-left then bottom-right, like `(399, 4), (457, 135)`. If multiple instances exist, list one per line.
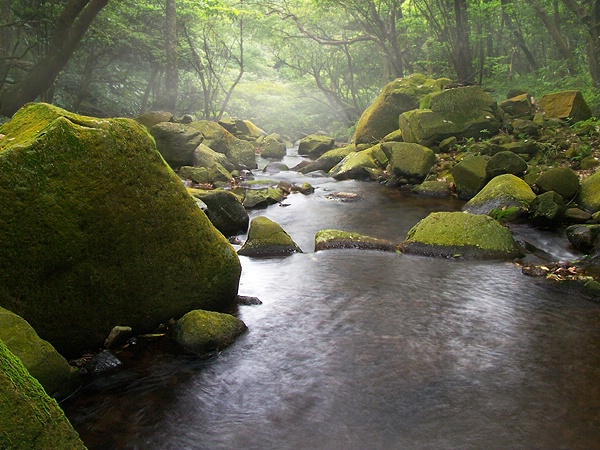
(63, 175), (600, 449)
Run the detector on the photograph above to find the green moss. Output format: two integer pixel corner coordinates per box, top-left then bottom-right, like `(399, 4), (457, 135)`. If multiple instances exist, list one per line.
(465, 173), (536, 216)
(171, 309), (246, 355)
(314, 229), (398, 252)
(0, 340), (86, 449)
(535, 167), (580, 200)
(579, 170), (600, 213)
(238, 216), (302, 257)
(0, 103), (241, 357)
(401, 211), (522, 259)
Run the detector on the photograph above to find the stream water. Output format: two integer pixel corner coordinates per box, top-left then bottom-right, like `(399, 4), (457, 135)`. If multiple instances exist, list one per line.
(62, 152), (600, 449)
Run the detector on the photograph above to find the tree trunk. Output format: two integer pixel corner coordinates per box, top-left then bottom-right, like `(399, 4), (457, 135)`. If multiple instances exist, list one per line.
(0, 0), (109, 117)
(531, 0), (575, 73)
(161, 0), (178, 113)
(453, 0), (474, 82)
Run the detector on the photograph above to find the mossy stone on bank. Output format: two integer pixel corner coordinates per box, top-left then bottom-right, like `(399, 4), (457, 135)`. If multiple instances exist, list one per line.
(400, 211), (522, 260)
(535, 167), (580, 200)
(298, 145), (354, 174)
(464, 173), (536, 216)
(171, 309), (247, 355)
(0, 340), (86, 449)
(329, 145), (388, 181)
(238, 216), (302, 257)
(452, 155), (489, 200)
(0, 103), (241, 357)
(383, 142), (436, 182)
(0, 307), (80, 401)
(578, 170), (600, 213)
(315, 229), (398, 252)
(486, 151), (527, 178)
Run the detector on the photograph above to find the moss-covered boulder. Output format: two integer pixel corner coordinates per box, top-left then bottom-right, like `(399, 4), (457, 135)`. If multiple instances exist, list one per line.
(399, 211), (522, 260)
(135, 111), (173, 130)
(452, 155), (489, 200)
(314, 229), (398, 252)
(412, 181), (452, 197)
(577, 170), (600, 213)
(535, 167), (580, 200)
(0, 307), (80, 401)
(298, 134), (335, 158)
(149, 122), (204, 168)
(329, 145), (387, 181)
(538, 90), (592, 123)
(193, 143), (236, 172)
(400, 86), (503, 147)
(0, 103), (241, 357)
(298, 145), (354, 174)
(179, 165), (232, 184)
(383, 142), (435, 182)
(354, 74), (448, 145)
(261, 135), (287, 159)
(238, 216), (302, 257)
(218, 117), (266, 141)
(499, 93), (536, 118)
(565, 224), (600, 253)
(171, 309), (247, 355)
(240, 187), (288, 209)
(194, 190), (249, 237)
(190, 120), (257, 169)
(464, 173), (536, 217)
(486, 151), (527, 178)
(0, 340), (86, 449)
(530, 191), (566, 227)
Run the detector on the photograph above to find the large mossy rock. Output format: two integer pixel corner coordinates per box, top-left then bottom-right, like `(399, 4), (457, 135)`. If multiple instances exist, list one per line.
(499, 94), (536, 118)
(578, 170), (600, 213)
(535, 167), (580, 200)
(238, 216), (302, 257)
(452, 155), (489, 200)
(261, 135), (287, 159)
(218, 117), (266, 141)
(0, 340), (86, 449)
(190, 120), (257, 169)
(329, 145), (387, 181)
(0, 103), (241, 357)
(193, 143), (236, 172)
(297, 134), (335, 158)
(464, 173), (536, 216)
(171, 309), (247, 355)
(399, 211), (522, 260)
(0, 307), (80, 401)
(383, 142), (436, 182)
(486, 151), (527, 178)
(400, 86), (503, 147)
(298, 145), (354, 174)
(194, 190), (249, 237)
(530, 191), (566, 227)
(538, 90), (592, 123)
(354, 74), (448, 145)
(149, 122), (204, 168)
(315, 229), (397, 252)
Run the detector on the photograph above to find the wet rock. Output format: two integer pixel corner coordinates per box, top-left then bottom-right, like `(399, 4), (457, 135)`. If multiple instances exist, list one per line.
(193, 143), (236, 172)
(325, 192), (362, 202)
(291, 182), (315, 195)
(150, 122), (204, 168)
(298, 134), (335, 158)
(566, 224), (600, 253)
(236, 295), (263, 306)
(564, 208), (593, 224)
(179, 165), (232, 184)
(538, 90), (592, 123)
(241, 187), (288, 209)
(578, 170), (600, 213)
(195, 190), (249, 237)
(238, 216), (303, 257)
(84, 350), (122, 374)
(315, 229), (398, 252)
(0, 340), (86, 449)
(171, 309), (247, 355)
(261, 135), (287, 159)
(486, 151), (527, 178)
(0, 306), (81, 401)
(262, 162), (289, 173)
(354, 73), (447, 145)
(412, 181), (452, 197)
(383, 142), (436, 183)
(535, 167), (580, 201)
(530, 191), (565, 227)
(400, 85), (503, 147)
(464, 174), (536, 218)
(190, 120), (257, 169)
(104, 326), (133, 349)
(0, 103), (241, 357)
(298, 145), (354, 174)
(452, 155), (489, 200)
(329, 145), (387, 181)
(399, 211), (522, 260)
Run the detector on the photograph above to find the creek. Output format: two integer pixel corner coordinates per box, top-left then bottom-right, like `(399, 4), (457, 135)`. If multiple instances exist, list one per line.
(62, 151), (600, 449)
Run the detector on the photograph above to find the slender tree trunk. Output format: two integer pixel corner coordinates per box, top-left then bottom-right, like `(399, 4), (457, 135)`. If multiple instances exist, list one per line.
(0, 0), (109, 116)
(453, 0), (474, 82)
(501, 0), (539, 71)
(160, 0), (178, 113)
(531, 0), (575, 73)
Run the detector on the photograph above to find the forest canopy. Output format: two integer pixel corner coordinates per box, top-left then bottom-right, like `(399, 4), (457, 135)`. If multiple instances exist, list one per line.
(1, 0), (599, 140)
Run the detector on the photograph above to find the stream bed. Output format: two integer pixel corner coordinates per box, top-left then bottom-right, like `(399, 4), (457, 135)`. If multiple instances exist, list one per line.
(63, 157), (600, 449)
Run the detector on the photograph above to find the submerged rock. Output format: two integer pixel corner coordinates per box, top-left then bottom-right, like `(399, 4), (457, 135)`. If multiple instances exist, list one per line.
(315, 229), (398, 252)
(238, 216), (302, 257)
(0, 103), (241, 357)
(399, 211), (522, 260)
(171, 309), (247, 355)
(0, 340), (86, 449)
(0, 306), (81, 401)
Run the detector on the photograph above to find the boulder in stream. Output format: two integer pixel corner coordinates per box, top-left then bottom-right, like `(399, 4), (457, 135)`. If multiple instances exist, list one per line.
(238, 216), (302, 257)
(315, 229), (398, 252)
(464, 173), (536, 219)
(399, 211), (523, 260)
(298, 134), (335, 158)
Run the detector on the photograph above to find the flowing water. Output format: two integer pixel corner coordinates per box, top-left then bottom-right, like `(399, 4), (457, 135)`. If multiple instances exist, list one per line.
(63, 153), (600, 449)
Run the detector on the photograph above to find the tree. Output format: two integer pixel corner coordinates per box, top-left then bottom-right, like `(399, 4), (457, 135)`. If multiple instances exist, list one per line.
(0, 0), (110, 116)
(562, 0), (600, 83)
(159, 0), (179, 112)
